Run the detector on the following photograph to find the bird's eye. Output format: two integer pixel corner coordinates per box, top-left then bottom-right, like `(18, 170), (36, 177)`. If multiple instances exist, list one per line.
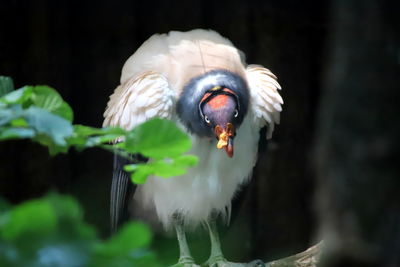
(234, 109), (239, 118)
(204, 115), (210, 124)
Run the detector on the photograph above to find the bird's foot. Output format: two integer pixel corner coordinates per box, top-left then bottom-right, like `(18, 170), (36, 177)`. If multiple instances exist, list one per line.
(204, 256), (265, 267)
(171, 256), (201, 267)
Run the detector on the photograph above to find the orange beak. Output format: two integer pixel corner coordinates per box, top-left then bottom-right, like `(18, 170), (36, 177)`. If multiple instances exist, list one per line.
(215, 123), (235, 158)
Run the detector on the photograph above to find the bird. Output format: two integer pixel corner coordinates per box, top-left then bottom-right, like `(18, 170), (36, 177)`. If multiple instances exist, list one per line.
(103, 29), (283, 267)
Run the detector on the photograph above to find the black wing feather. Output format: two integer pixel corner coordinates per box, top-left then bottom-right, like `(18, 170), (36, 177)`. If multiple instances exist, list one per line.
(110, 152), (136, 233)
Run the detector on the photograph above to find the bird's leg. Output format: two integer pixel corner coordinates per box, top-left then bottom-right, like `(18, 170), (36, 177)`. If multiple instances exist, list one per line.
(204, 216), (239, 267)
(204, 215), (265, 267)
(205, 216), (226, 265)
(172, 213), (199, 267)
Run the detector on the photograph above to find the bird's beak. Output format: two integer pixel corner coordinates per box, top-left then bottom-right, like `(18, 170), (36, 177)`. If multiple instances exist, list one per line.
(215, 123), (235, 158)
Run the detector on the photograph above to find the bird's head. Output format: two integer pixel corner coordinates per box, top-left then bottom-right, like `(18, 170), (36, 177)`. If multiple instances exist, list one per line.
(177, 70), (249, 158)
(199, 86), (240, 157)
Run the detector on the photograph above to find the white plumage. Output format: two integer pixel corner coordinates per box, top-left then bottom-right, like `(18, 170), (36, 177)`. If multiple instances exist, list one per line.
(133, 114), (259, 228)
(103, 29), (282, 266)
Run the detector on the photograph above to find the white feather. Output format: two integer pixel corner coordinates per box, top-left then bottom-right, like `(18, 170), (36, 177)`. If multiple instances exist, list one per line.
(246, 65), (283, 139)
(133, 115), (260, 229)
(103, 71), (175, 130)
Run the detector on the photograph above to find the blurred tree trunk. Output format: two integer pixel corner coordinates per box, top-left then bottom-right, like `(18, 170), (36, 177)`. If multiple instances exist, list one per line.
(315, 0), (400, 266)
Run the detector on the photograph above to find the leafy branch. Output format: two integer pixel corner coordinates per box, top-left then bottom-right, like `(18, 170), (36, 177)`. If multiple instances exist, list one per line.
(0, 76), (198, 184)
(0, 75), (200, 265)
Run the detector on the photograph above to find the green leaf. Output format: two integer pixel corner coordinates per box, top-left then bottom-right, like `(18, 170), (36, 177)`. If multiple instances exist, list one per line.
(0, 199), (57, 241)
(125, 118), (192, 159)
(84, 135), (119, 147)
(45, 193), (96, 240)
(0, 106), (33, 140)
(36, 135), (70, 155)
(95, 222), (152, 257)
(0, 194), (97, 243)
(0, 86), (33, 104)
(24, 106), (74, 146)
(0, 85), (73, 121)
(0, 76), (14, 97)
(125, 155), (198, 184)
(10, 118), (28, 127)
(29, 86), (73, 121)
(69, 125), (126, 149)
(0, 194), (99, 267)
(0, 105), (22, 126)
(0, 127), (35, 140)
(121, 119), (199, 184)
(73, 125), (125, 137)
(172, 154), (199, 167)
(127, 165), (154, 184)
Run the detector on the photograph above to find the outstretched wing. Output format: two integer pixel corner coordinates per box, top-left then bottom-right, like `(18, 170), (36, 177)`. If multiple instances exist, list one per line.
(103, 71), (175, 232)
(246, 65), (283, 139)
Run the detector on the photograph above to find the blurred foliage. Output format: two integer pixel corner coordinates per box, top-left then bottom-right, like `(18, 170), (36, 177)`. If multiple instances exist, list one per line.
(0, 193), (161, 267)
(0, 75), (198, 184)
(0, 76), (200, 265)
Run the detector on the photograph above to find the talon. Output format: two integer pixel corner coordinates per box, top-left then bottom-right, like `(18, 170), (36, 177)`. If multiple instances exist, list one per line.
(171, 256), (200, 267)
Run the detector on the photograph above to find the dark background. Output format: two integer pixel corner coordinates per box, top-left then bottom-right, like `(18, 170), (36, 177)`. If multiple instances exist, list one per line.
(1, 0), (399, 266)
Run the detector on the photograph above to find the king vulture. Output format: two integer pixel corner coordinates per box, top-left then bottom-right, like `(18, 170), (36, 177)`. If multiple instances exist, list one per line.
(103, 29), (282, 267)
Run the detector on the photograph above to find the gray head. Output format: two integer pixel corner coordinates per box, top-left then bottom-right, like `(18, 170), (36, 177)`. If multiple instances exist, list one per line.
(176, 70), (249, 157)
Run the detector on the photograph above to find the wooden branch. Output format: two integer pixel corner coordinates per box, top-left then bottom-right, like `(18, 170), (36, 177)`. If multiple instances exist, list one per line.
(265, 241), (323, 267)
